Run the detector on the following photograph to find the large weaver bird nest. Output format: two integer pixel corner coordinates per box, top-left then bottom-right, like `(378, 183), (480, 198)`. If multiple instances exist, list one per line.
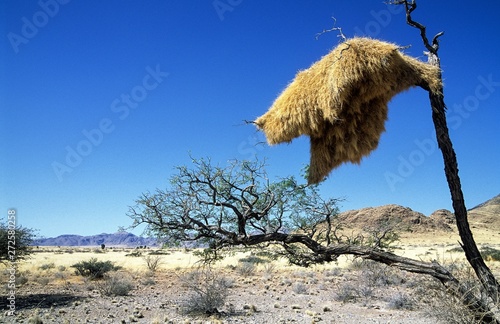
(255, 37), (441, 184)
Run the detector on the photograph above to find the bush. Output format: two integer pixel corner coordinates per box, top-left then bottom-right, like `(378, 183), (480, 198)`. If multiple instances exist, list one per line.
(143, 254), (163, 272)
(16, 272), (29, 286)
(324, 267), (342, 277)
(480, 247), (500, 261)
(387, 292), (413, 310)
(236, 262), (256, 277)
(180, 268), (232, 315)
(125, 250), (142, 257)
(238, 255), (266, 264)
(27, 311), (43, 324)
(71, 258), (121, 279)
(54, 271), (66, 280)
(358, 259), (403, 287)
(262, 262), (276, 274)
(96, 273), (134, 296)
(35, 276), (50, 286)
(38, 262), (55, 271)
(141, 277), (156, 286)
(334, 283), (359, 303)
(292, 282), (308, 294)
(425, 288), (487, 324)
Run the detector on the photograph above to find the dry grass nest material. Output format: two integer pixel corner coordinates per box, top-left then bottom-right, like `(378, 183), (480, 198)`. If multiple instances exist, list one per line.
(255, 37), (442, 184)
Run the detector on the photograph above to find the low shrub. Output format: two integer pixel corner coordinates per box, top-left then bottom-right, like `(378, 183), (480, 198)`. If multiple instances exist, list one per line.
(27, 310), (43, 324)
(143, 254), (163, 272)
(54, 271), (66, 280)
(334, 283), (359, 303)
(324, 267), (342, 277)
(38, 262), (55, 271)
(96, 273), (134, 296)
(480, 247), (500, 261)
(11, 271), (30, 286)
(180, 268), (232, 315)
(239, 255), (266, 264)
(292, 282), (308, 295)
(262, 262), (276, 274)
(71, 258), (121, 279)
(125, 251), (142, 257)
(424, 287), (484, 323)
(236, 262), (256, 277)
(141, 277), (156, 286)
(387, 292), (413, 310)
(35, 276), (50, 286)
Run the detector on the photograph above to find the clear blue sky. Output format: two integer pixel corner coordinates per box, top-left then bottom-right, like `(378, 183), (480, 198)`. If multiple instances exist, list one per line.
(1, 1), (499, 238)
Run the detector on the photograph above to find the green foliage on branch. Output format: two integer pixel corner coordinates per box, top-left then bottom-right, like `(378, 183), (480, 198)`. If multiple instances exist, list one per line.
(0, 222), (36, 263)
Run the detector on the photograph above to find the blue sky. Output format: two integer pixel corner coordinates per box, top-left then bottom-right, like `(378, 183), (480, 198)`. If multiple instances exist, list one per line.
(1, 1), (499, 238)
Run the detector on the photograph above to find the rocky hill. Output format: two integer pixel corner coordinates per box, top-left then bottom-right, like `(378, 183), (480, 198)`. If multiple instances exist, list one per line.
(337, 204), (455, 233)
(468, 194), (500, 229)
(32, 232), (158, 247)
(335, 193), (499, 237)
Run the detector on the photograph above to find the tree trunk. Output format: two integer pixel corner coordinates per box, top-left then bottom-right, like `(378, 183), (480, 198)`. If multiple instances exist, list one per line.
(426, 53), (500, 318)
(394, 0), (500, 306)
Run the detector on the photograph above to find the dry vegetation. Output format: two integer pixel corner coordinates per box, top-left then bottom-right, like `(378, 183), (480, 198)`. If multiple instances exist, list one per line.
(2, 237), (499, 323)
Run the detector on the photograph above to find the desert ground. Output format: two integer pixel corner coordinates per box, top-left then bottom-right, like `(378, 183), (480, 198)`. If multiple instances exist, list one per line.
(1, 226), (500, 324)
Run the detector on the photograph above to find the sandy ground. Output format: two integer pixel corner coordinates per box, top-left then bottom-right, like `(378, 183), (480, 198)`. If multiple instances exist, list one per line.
(1, 239), (499, 323)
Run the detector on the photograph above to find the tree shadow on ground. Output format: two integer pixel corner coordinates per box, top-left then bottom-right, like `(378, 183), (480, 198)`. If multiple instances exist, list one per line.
(0, 293), (85, 311)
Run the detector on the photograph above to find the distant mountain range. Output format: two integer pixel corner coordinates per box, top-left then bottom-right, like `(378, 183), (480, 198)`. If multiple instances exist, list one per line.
(32, 193), (499, 247)
(32, 232), (159, 247)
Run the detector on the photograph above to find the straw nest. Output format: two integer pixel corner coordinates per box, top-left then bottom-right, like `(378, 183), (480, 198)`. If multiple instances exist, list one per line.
(254, 37), (441, 184)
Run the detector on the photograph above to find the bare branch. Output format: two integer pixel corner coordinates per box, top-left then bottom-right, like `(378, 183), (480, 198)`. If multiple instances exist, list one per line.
(388, 0), (444, 55)
(243, 119), (257, 125)
(315, 17), (346, 42)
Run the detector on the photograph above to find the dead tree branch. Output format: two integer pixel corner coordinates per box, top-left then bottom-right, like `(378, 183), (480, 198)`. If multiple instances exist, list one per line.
(315, 17), (346, 42)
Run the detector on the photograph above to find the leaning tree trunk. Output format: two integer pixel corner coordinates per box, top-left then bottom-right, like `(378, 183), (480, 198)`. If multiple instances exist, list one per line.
(428, 58), (500, 302)
(395, 0), (500, 318)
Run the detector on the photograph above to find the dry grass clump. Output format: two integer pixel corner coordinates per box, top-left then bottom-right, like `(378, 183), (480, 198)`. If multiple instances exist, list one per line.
(414, 257), (500, 323)
(143, 254), (164, 272)
(96, 272), (135, 296)
(387, 292), (414, 310)
(179, 268), (233, 315)
(27, 310), (43, 324)
(236, 261), (257, 277)
(255, 37), (441, 184)
(334, 282), (359, 303)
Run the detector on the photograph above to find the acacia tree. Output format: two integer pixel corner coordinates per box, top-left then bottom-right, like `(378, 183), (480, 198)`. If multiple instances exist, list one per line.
(0, 223), (35, 264)
(129, 157), (498, 322)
